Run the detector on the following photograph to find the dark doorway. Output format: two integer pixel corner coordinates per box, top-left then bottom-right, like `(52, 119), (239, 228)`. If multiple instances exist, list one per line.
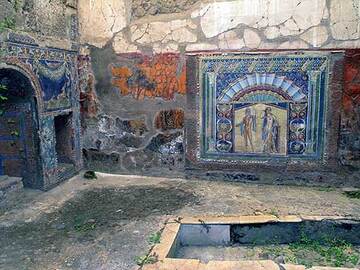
(0, 68), (41, 188)
(54, 113), (74, 166)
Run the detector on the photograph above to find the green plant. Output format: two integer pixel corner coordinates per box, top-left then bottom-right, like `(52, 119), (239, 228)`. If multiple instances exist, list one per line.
(343, 190), (360, 199)
(73, 217), (96, 232)
(269, 208), (280, 217)
(288, 234), (359, 268)
(10, 130), (19, 137)
(84, 171), (97, 180)
(317, 187), (335, 192)
(135, 254), (158, 266)
(0, 84), (8, 116)
(0, 17), (15, 32)
(148, 231), (161, 245)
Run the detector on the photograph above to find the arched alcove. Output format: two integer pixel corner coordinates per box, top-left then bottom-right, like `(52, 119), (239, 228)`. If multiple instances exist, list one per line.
(0, 68), (42, 188)
(218, 74), (306, 103)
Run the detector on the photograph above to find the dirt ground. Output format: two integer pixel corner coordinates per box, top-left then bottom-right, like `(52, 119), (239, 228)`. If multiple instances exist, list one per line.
(0, 172), (360, 270)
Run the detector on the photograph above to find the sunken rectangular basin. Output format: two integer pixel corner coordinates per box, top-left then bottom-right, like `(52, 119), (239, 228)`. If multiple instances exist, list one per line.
(147, 216), (360, 270)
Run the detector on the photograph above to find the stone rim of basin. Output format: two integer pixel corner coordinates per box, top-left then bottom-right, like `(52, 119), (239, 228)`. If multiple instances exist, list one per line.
(142, 215), (360, 270)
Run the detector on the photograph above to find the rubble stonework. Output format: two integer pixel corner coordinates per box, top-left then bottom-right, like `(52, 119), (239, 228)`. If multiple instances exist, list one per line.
(131, 0), (200, 19)
(79, 0), (359, 52)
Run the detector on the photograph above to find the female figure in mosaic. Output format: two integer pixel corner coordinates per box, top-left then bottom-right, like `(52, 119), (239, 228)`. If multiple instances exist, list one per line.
(262, 107), (280, 153)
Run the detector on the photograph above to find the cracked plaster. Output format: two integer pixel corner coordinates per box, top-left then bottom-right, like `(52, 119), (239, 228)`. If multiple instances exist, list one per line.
(79, 0), (360, 52)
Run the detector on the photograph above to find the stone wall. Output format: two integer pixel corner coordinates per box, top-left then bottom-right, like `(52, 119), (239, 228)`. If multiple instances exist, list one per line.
(0, 0), (78, 50)
(79, 0), (360, 51)
(79, 0), (360, 175)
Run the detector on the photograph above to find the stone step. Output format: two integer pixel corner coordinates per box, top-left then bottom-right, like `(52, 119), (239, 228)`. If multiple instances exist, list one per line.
(0, 175), (9, 182)
(0, 175), (23, 200)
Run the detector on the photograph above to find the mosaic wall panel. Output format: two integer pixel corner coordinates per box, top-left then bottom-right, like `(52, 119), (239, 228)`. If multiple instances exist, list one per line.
(199, 54), (329, 161)
(2, 41), (77, 111)
(1, 37), (81, 190)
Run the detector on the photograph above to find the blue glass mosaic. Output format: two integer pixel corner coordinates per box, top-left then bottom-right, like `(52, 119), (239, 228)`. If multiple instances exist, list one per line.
(199, 54), (329, 161)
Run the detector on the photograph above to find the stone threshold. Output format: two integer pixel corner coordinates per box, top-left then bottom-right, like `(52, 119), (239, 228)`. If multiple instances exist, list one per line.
(141, 215), (360, 270)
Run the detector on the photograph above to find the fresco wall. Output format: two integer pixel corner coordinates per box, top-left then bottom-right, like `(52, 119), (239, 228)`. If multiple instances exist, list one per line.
(79, 0), (360, 176)
(340, 50), (360, 166)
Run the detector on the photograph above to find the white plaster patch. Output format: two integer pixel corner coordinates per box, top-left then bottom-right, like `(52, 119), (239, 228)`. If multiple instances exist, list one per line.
(199, 0), (267, 38)
(153, 42), (179, 54)
(264, 26), (281, 39)
(267, 0), (299, 26)
(219, 31), (245, 49)
(259, 41), (281, 49)
(300, 26), (329, 47)
(337, 39), (360, 48)
(330, 0), (360, 40)
(187, 20), (198, 30)
(278, 39), (310, 49)
(191, 3), (211, 18)
(292, 0), (326, 30)
(132, 21), (171, 44)
(131, 20), (197, 44)
(131, 24), (148, 42)
(243, 29), (261, 48)
(280, 19), (302, 36)
(186, 43), (218, 51)
(147, 22), (172, 43)
(171, 20), (188, 31)
(113, 32), (139, 53)
(78, 0), (128, 47)
(172, 28), (197, 43)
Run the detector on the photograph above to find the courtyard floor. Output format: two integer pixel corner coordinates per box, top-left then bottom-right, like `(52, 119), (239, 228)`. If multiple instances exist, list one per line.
(0, 172), (360, 270)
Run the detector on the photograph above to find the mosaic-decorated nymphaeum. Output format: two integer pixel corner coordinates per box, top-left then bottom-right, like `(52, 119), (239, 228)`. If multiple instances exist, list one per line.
(3, 42), (77, 111)
(199, 54), (329, 161)
(0, 38), (82, 190)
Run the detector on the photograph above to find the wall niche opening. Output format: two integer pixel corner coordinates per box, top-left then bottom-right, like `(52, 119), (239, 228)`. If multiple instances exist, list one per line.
(0, 67), (41, 188)
(54, 112), (74, 167)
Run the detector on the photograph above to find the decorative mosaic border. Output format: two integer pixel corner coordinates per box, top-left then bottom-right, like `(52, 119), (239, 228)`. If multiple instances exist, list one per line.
(1, 42), (78, 112)
(185, 52), (344, 170)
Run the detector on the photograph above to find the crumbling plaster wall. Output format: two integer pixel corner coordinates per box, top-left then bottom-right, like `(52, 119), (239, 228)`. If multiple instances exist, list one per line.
(79, 0), (360, 175)
(80, 0), (360, 51)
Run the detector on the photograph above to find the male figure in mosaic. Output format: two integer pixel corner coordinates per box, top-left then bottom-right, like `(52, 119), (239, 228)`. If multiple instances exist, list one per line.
(238, 108), (256, 152)
(262, 107), (280, 153)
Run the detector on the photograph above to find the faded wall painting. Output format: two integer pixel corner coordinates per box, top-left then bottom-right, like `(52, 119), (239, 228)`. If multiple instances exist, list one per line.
(111, 53), (186, 100)
(200, 54), (329, 161)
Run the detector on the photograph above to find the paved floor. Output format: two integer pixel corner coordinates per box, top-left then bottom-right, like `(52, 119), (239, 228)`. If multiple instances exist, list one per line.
(0, 173), (359, 270)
